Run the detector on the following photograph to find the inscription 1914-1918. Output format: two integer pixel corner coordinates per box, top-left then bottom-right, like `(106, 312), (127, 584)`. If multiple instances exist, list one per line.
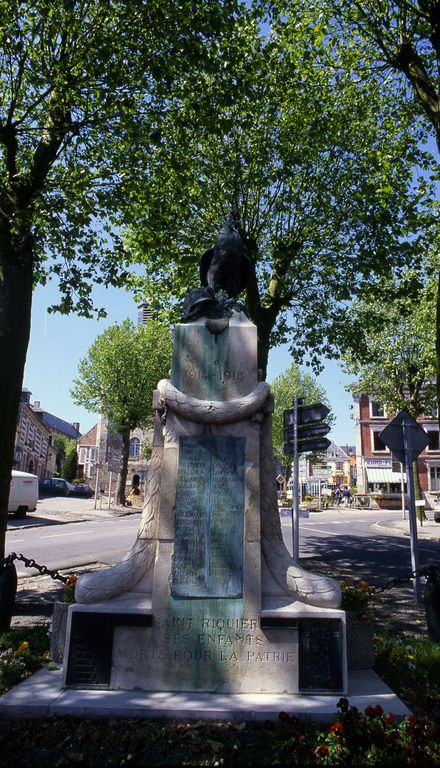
(171, 436), (245, 598)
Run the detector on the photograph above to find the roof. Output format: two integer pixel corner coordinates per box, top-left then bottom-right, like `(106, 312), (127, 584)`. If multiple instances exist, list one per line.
(325, 440), (350, 459)
(33, 409), (79, 440)
(78, 424), (98, 446)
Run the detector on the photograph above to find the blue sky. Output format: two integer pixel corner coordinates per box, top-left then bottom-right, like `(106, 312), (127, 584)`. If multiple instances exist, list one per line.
(24, 281), (356, 446)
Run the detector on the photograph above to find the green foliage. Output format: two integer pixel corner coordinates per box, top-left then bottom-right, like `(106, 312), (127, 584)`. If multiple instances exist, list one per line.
(0, 625), (49, 694)
(270, 362), (333, 468)
(122, 1), (435, 376)
(141, 440), (153, 461)
(71, 317), (173, 433)
(341, 274), (436, 418)
(325, 0), (440, 152)
(52, 435), (76, 474)
(0, 0), (242, 315)
(374, 631), (440, 718)
(60, 447), (78, 482)
(340, 580), (378, 620)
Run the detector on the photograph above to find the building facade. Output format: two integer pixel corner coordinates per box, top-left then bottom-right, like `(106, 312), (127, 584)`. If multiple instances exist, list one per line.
(15, 389), (82, 481)
(78, 416), (154, 498)
(351, 394), (440, 506)
(15, 390), (56, 480)
(294, 441), (356, 496)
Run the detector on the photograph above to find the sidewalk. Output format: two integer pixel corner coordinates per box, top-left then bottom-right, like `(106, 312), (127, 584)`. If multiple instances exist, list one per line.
(374, 514), (440, 540)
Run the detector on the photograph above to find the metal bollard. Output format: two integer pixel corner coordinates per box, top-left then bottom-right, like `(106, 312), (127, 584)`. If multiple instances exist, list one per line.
(424, 567), (440, 642)
(0, 559), (17, 631)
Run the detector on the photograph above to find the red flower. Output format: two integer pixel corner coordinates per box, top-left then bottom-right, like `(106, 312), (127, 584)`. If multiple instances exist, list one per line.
(314, 744), (329, 758)
(330, 721), (345, 737)
(365, 704), (383, 718)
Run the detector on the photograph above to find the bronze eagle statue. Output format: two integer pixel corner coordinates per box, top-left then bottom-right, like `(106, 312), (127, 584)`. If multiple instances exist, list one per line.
(199, 209), (251, 299)
(181, 209), (251, 323)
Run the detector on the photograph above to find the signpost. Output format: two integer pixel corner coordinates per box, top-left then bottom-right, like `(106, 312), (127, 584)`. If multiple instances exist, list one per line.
(284, 400), (331, 561)
(379, 409), (429, 603)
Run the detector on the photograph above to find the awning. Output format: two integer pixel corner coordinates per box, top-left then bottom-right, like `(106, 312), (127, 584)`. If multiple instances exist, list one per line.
(365, 467), (402, 483)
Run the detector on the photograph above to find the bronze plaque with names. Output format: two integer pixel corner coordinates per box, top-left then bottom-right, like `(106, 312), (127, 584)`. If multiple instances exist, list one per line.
(171, 436), (245, 598)
(298, 618), (344, 692)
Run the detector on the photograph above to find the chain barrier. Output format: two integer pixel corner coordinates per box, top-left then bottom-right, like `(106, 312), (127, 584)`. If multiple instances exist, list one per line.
(1, 552), (70, 584)
(376, 564), (440, 595)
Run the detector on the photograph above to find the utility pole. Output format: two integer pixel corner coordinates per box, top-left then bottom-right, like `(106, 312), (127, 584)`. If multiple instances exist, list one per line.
(380, 409), (429, 603)
(284, 398), (330, 564)
(291, 396), (299, 562)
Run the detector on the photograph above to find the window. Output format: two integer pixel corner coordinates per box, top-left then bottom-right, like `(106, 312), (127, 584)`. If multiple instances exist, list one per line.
(372, 431), (387, 451)
(129, 437), (140, 458)
(371, 401), (385, 417)
(336, 462), (344, 470)
(90, 447), (96, 461)
(428, 431), (440, 451)
(430, 467), (440, 491)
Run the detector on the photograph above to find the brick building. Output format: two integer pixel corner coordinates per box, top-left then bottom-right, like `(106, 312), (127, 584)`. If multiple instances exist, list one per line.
(351, 394), (440, 507)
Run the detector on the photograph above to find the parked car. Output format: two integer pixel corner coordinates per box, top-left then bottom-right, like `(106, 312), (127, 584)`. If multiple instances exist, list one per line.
(39, 477), (73, 496)
(8, 470), (38, 518)
(70, 483), (94, 499)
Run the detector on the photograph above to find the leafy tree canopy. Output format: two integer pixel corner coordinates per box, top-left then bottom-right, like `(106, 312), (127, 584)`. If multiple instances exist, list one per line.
(315, 0), (440, 153)
(71, 318), (173, 432)
(71, 317), (173, 505)
(341, 272), (436, 418)
(61, 447), (79, 483)
(270, 362), (334, 470)
(0, 0), (242, 315)
(121, 0), (435, 377)
(0, 0), (243, 551)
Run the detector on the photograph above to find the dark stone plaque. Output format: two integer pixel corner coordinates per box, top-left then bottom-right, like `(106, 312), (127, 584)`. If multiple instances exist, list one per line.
(65, 612), (152, 689)
(172, 436), (245, 597)
(65, 613), (113, 688)
(298, 618), (344, 693)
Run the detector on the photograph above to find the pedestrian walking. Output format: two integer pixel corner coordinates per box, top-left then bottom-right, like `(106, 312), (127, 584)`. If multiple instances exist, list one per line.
(335, 487), (342, 507)
(343, 486), (351, 507)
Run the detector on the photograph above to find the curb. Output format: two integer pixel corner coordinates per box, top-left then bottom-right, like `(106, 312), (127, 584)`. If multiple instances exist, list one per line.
(372, 520), (440, 541)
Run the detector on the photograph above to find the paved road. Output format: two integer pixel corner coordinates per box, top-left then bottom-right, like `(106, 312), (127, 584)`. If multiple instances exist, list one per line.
(8, 499), (437, 634)
(7, 517), (141, 576)
(281, 506), (440, 586)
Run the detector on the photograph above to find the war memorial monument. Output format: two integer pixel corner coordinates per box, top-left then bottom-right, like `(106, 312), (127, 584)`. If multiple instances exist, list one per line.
(63, 211), (346, 697)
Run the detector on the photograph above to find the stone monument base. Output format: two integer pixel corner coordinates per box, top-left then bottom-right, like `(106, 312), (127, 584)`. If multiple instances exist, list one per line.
(62, 596), (347, 695)
(65, 311), (345, 699)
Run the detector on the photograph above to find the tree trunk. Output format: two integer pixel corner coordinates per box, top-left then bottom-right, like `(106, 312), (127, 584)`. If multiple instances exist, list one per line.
(115, 427), (130, 506)
(0, 226), (34, 559)
(244, 238), (299, 381)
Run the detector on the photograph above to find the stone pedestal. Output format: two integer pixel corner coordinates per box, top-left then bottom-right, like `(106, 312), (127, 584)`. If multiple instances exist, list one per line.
(50, 602), (69, 664)
(63, 312), (346, 695)
(346, 615), (375, 670)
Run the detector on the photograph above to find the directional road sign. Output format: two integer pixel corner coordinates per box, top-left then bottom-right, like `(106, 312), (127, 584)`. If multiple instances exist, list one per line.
(284, 422), (330, 440)
(284, 437), (331, 455)
(379, 409), (429, 465)
(284, 402), (331, 454)
(284, 404), (330, 427)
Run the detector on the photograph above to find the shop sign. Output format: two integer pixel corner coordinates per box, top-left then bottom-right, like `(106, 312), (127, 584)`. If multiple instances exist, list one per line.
(365, 458), (392, 468)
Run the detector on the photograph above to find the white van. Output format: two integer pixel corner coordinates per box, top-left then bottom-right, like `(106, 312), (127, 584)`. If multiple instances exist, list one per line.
(8, 470), (38, 518)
